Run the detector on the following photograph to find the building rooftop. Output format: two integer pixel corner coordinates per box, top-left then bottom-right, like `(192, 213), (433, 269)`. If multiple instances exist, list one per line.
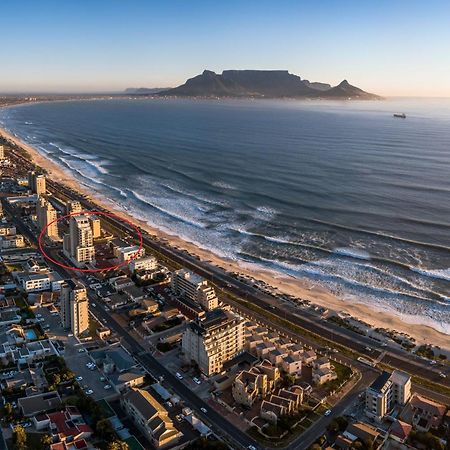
(369, 371), (391, 393)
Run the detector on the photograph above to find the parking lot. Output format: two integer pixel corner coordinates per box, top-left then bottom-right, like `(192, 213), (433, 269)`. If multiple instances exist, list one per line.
(35, 305), (115, 401)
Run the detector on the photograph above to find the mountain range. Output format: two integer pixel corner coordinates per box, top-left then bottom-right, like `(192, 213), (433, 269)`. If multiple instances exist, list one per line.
(141, 70), (380, 99)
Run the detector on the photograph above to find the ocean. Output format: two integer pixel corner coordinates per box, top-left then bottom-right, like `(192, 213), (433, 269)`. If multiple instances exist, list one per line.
(1, 97), (450, 333)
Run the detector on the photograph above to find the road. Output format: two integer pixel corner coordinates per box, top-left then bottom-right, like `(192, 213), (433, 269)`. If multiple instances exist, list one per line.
(90, 300), (258, 450)
(40, 177), (449, 387)
(4, 146), (450, 448)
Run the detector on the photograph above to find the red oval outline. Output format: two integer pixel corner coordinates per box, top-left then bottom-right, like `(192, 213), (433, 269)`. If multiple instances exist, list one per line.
(38, 211), (143, 273)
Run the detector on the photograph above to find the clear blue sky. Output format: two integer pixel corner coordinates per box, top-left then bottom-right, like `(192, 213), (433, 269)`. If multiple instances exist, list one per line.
(1, 0), (449, 96)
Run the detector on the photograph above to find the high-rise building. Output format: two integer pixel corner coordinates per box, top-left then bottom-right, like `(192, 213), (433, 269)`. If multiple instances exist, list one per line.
(182, 308), (245, 375)
(28, 171), (46, 196)
(0, 145), (4, 160)
(89, 215), (101, 238)
(171, 269), (218, 311)
(66, 200), (82, 215)
(365, 370), (411, 421)
(36, 196), (59, 240)
(63, 214), (95, 267)
(60, 280), (89, 336)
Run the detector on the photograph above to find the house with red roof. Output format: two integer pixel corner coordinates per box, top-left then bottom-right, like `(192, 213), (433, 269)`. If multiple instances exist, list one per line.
(32, 406), (93, 447)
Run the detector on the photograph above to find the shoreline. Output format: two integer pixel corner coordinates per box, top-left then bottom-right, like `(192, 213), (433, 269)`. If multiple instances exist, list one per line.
(1, 119), (449, 352)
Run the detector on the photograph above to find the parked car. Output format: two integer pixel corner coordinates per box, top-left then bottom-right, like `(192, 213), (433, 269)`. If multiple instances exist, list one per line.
(193, 377), (201, 385)
(175, 372), (183, 380)
(324, 409), (332, 416)
(104, 385), (112, 390)
(76, 376), (83, 381)
(200, 407), (207, 413)
(85, 389), (94, 395)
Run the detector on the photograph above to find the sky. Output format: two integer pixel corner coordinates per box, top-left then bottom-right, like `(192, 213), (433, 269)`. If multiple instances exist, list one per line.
(1, 0), (449, 96)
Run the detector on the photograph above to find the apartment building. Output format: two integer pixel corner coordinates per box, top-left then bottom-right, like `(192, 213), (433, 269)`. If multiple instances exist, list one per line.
(182, 308), (245, 375)
(28, 171), (46, 196)
(66, 200), (82, 215)
(121, 388), (181, 448)
(0, 224), (16, 236)
(60, 280), (89, 336)
(171, 269), (218, 311)
(36, 196), (59, 240)
(63, 215), (95, 267)
(89, 215), (101, 238)
(0, 234), (25, 249)
(365, 370), (412, 421)
(129, 255), (158, 273)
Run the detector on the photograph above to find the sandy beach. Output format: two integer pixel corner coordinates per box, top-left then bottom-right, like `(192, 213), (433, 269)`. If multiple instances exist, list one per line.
(1, 124), (449, 352)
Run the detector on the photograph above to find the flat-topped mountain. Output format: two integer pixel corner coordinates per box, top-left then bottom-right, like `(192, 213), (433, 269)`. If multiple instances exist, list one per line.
(158, 70), (380, 99)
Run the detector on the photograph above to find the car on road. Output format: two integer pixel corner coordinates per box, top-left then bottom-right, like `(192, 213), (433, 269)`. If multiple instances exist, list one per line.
(78, 348), (85, 353)
(166, 401), (173, 407)
(92, 303), (96, 307)
(439, 372), (447, 378)
(75, 376), (83, 381)
(100, 377), (106, 382)
(248, 446), (257, 450)
(193, 377), (201, 385)
(85, 389), (94, 395)
(175, 372), (183, 380)
(430, 360), (437, 365)
(200, 407), (207, 413)
(324, 409), (332, 416)
(104, 384), (112, 390)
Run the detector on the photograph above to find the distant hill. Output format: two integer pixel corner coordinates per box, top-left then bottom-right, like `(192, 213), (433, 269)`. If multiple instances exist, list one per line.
(158, 70), (380, 99)
(124, 87), (170, 95)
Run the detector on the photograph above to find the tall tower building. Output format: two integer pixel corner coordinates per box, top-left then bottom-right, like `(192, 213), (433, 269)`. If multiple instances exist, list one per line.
(89, 215), (101, 239)
(28, 171), (46, 196)
(63, 214), (95, 267)
(60, 280), (89, 336)
(36, 196), (59, 240)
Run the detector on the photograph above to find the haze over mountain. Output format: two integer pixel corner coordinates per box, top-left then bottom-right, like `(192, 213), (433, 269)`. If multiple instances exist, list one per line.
(152, 70), (380, 99)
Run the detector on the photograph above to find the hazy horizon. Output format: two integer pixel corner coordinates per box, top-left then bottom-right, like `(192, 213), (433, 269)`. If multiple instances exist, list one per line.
(1, 0), (450, 97)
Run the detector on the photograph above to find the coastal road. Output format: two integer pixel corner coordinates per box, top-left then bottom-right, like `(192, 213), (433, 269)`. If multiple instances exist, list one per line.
(6, 142), (446, 386)
(40, 175), (450, 391)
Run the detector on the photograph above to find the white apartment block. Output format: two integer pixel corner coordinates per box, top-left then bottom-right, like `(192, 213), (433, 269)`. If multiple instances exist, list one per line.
(60, 280), (89, 336)
(36, 196), (59, 240)
(63, 215), (95, 267)
(66, 200), (82, 215)
(17, 271), (63, 293)
(365, 370), (411, 421)
(182, 308), (245, 375)
(0, 224), (15, 236)
(171, 269), (218, 311)
(129, 256), (158, 273)
(28, 171), (46, 196)
(0, 234), (25, 249)
(118, 245), (145, 263)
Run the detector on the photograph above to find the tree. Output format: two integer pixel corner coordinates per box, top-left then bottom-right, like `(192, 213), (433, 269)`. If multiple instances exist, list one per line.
(96, 418), (115, 440)
(41, 433), (53, 447)
(2, 402), (14, 422)
(107, 441), (129, 450)
(12, 425), (27, 450)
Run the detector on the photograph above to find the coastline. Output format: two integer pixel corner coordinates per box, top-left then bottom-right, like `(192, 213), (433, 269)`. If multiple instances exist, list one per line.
(1, 122), (449, 351)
